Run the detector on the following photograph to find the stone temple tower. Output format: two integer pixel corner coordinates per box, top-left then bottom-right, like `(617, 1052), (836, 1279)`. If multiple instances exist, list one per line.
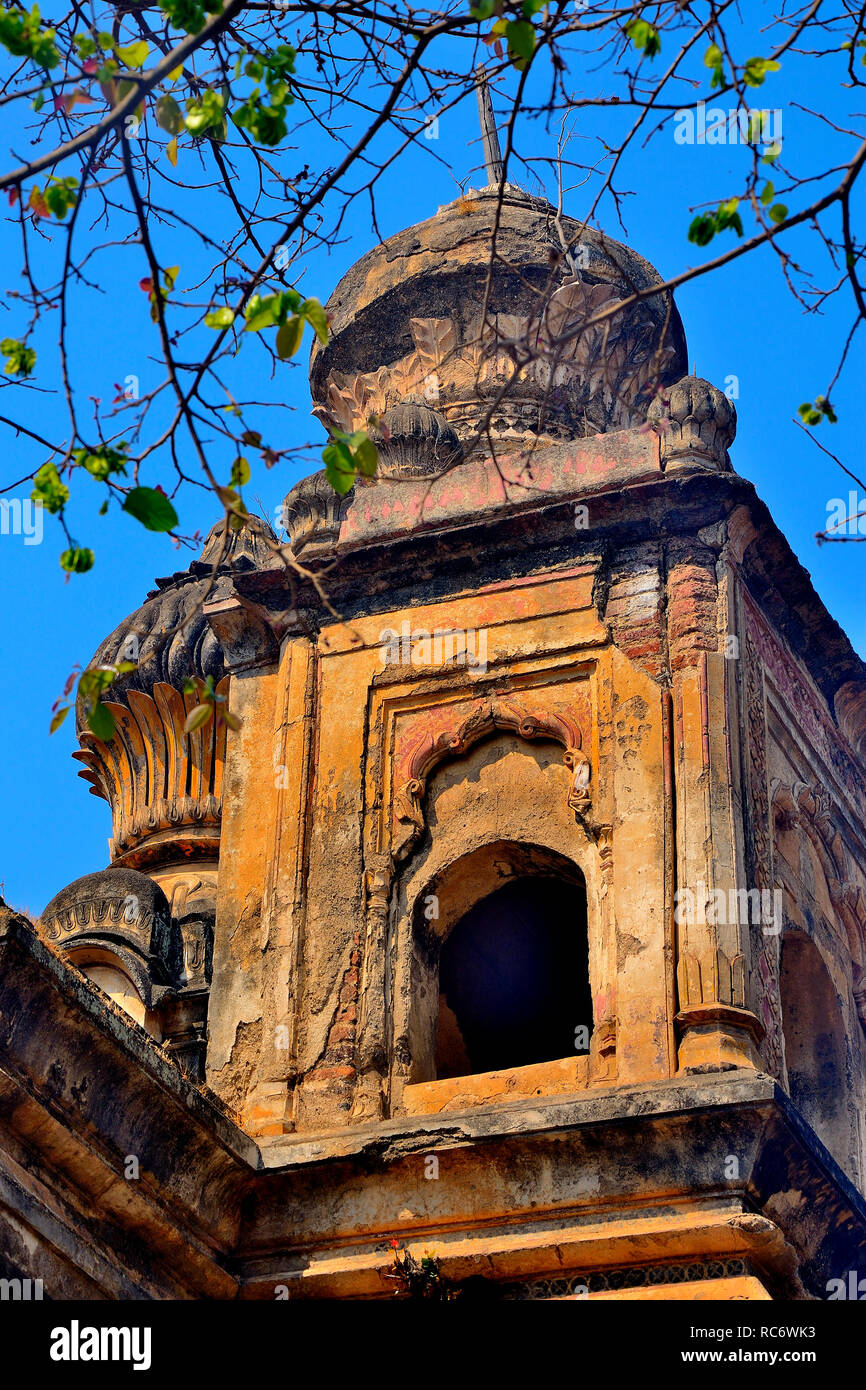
(3, 183), (866, 1300)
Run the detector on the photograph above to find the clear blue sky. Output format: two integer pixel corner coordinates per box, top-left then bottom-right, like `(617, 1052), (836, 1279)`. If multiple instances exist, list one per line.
(1, 15), (863, 913)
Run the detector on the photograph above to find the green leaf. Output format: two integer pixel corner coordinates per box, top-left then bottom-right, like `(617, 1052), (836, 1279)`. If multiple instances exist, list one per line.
(31, 462), (69, 514)
(244, 289), (297, 331)
(122, 486), (179, 532)
(79, 666), (117, 700)
(244, 297), (279, 333)
(762, 141), (782, 165)
(704, 41), (724, 89)
(72, 443), (128, 480)
(505, 18), (535, 64)
(155, 94), (183, 134)
(0, 5), (60, 69)
(743, 56), (781, 87)
(230, 456), (250, 487)
(687, 214), (715, 247)
(798, 396), (837, 426)
(184, 89), (224, 136)
(115, 39), (149, 68)
(60, 546), (94, 573)
(768, 203), (788, 224)
(625, 17), (661, 58)
(760, 181), (774, 205)
(300, 297), (329, 344)
(205, 306), (235, 328)
(323, 440), (356, 495)
(87, 699), (116, 740)
(0, 337), (36, 377)
(276, 315), (304, 358)
(184, 702), (213, 733)
(350, 432), (378, 477)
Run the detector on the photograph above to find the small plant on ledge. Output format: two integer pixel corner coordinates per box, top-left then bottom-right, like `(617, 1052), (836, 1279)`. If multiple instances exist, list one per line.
(385, 1241), (456, 1300)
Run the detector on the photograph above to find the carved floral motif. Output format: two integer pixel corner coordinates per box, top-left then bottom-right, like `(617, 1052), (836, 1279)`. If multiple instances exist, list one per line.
(312, 277), (679, 454)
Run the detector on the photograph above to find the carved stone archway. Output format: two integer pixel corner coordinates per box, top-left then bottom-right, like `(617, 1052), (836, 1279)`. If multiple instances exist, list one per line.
(392, 695), (592, 861)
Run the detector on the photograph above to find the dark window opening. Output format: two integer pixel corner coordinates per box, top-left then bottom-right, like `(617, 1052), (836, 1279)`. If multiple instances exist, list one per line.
(436, 875), (590, 1080)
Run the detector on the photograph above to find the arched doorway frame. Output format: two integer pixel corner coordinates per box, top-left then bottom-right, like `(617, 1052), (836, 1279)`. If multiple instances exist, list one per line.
(401, 838), (594, 1089)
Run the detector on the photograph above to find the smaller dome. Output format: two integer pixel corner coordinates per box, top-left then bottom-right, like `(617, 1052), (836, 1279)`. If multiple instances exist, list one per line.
(309, 185), (688, 458)
(40, 867), (177, 987)
(648, 374), (737, 470)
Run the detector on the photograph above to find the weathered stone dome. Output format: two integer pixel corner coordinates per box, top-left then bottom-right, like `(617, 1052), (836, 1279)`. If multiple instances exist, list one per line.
(648, 374), (737, 470)
(281, 469), (353, 559)
(310, 184), (688, 459)
(40, 865), (177, 988)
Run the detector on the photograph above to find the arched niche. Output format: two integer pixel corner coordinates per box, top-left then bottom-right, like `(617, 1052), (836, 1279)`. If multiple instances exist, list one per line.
(388, 730), (606, 1108)
(779, 931), (854, 1177)
(66, 945), (161, 1040)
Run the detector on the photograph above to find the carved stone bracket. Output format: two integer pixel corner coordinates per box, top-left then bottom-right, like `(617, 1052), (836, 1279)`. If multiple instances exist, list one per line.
(676, 948), (765, 1072)
(203, 592), (284, 674)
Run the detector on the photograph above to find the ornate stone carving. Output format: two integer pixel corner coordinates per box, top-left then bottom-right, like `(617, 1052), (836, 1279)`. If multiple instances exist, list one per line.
(73, 679), (228, 867)
(81, 516), (275, 715)
(747, 593), (863, 815)
(40, 866), (177, 992)
(834, 680), (866, 763)
(371, 399), (463, 478)
(391, 696), (589, 859)
(648, 375), (736, 471)
(770, 777), (866, 1014)
(313, 286), (680, 459)
(743, 627), (783, 1077)
(203, 592), (283, 673)
(351, 852), (395, 1123)
(676, 946), (765, 1071)
(310, 188), (689, 466)
(677, 947), (748, 1010)
(281, 468), (354, 559)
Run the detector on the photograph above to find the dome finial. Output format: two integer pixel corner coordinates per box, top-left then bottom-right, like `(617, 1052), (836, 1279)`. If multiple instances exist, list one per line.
(475, 66), (504, 186)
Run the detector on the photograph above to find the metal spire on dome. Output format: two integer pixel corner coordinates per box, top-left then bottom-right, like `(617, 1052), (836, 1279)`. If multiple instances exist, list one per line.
(475, 66), (504, 186)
